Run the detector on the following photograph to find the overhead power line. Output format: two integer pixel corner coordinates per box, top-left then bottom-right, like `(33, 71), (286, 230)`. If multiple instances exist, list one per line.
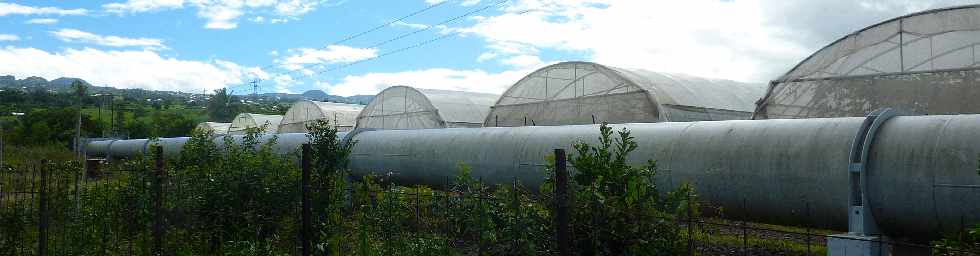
(262, 0), (510, 82)
(248, 0), (550, 93)
(312, 0), (538, 76)
(253, 0), (450, 73)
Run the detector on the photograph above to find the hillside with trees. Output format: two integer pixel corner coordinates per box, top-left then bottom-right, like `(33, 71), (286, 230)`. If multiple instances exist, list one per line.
(0, 77), (371, 150)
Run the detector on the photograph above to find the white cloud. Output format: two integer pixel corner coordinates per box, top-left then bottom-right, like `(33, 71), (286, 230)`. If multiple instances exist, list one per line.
(476, 52), (497, 62)
(0, 2), (87, 16)
(392, 21), (429, 29)
(326, 67), (535, 96)
(277, 45), (378, 71)
(500, 54), (542, 68)
(245, 66), (271, 80)
(0, 34), (19, 42)
(103, 0), (185, 14)
(25, 18), (58, 25)
(0, 46), (249, 93)
(50, 29), (166, 50)
(273, 0), (320, 17)
(459, 0), (975, 83)
(192, 0), (326, 29)
(101, 0), (331, 29)
(427, 0), (478, 6)
(271, 74), (296, 93)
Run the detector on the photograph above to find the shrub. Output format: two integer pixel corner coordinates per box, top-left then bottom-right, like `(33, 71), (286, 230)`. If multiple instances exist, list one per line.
(562, 123), (696, 255)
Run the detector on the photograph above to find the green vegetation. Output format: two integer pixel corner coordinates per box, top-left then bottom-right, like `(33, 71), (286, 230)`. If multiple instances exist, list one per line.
(929, 157), (980, 253)
(562, 123), (695, 255)
(5, 121), (969, 255)
(933, 226), (980, 254)
(0, 83), (288, 150)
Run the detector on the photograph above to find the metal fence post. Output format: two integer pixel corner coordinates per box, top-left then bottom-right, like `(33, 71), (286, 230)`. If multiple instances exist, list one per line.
(554, 148), (572, 256)
(444, 176), (451, 239)
(38, 161), (49, 256)
(152, 146), (165, 256)
(478, 176), (485, 256)
(806, 201), (812, 256)
(512, 176), (520, 254)
(742, 198), (748, 256)
(687, 189), (694, 256)
(301, 144), (312, 256)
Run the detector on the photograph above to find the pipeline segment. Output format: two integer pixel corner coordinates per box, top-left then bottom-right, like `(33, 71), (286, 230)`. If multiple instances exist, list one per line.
(86, 133), (338, 160)
(85, 116), (980, 239)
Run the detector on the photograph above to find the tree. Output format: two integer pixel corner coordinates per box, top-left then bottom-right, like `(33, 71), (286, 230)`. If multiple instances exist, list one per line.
(207, 88), (237, 122)
(562, 123), (695, 255)
(149, 111), (197, 138)
(7, 108), (101, 146)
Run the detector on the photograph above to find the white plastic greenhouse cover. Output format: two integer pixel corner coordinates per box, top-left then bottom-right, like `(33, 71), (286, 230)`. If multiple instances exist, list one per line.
(355, 85), (499, 129)
(484, 61), (765, 127)
(278, 100), (364, 133)
(755, 5), (980, 119)
(227, 113), (283, 135)
(194, 122), (231, 135)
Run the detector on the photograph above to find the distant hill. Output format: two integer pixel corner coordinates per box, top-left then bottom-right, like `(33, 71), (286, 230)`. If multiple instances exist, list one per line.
(0, 75), (94, 92)
(0, 75), (373, 105)
(259, 90), (373, 105)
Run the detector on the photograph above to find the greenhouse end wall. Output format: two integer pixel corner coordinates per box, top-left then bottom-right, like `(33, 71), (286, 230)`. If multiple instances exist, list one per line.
(756, 5), (980, 119)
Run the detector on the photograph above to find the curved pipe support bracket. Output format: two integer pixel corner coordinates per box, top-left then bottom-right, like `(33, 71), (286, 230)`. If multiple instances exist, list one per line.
(847, 108), (903, 236)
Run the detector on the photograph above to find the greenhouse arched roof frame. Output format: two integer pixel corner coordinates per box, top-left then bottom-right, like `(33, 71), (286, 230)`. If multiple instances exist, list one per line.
(775, 4), (980, 82)
(755, 5), (980, 119)
(279, 100), (364, 133)
(194, 122), (231, 135)
(485, 61), (765, 127)
(356, 85), (499, 129)
(228, 113), (283, 135)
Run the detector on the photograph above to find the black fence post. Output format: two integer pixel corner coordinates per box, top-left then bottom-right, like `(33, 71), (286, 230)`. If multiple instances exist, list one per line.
(512, 176), (520, 254)
(554, 148), (572, 256)
(38, 161), (49, 256)
(301, 144), (312, 256)
(806, 201), (812, 256)
(478, 176), (485, 256)
(444, 176), (451, 243)
(152, 146), (165, 256)
(742, 198), (748, 256)
(687, 189), (694, 256)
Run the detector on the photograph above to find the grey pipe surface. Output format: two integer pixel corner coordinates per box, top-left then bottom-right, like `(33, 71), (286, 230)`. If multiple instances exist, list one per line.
(86, 132), (334, 160)
(348, 116), (979, 238)
(86, 117), (980, 239)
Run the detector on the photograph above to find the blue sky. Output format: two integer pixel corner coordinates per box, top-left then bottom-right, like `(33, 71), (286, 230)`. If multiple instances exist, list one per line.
(0, 0), (973, 96)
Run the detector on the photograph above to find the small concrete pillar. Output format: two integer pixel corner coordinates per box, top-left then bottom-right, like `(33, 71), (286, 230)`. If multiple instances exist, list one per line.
(828, 234), (889, 256)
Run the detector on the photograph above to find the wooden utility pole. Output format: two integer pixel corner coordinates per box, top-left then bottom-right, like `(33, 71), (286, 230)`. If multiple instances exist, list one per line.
(74, 80), (84, 161)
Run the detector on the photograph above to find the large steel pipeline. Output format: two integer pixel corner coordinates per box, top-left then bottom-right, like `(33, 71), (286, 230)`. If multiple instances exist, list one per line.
(86, 133), (337, 160)
(86, 116), (980, 239)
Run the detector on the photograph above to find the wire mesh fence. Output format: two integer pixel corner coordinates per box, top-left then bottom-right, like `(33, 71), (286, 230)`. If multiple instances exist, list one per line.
(0, 148), (978, 255)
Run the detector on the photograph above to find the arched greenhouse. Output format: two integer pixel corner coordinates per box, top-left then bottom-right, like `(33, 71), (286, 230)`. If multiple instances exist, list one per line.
(484, 61), (765, 127)
(355, 85), (499, 129)
(227, 113), (283, 135)
(194, 122), (231, 135)
(278, 100), (364, 133)
(754, 5), (980, 119)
